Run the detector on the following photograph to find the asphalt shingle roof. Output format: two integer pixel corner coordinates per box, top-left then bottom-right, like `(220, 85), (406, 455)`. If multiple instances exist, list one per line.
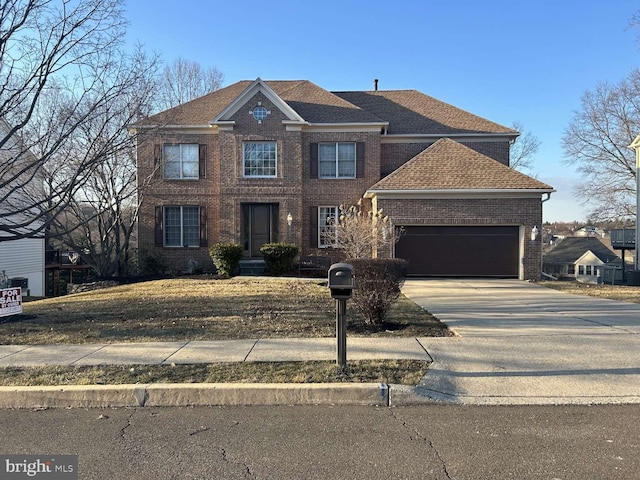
(368, 138), (553, 191)
(544, 237), (621, 264)
(137, 80), (516, 136)
(333, 90), (516, 135)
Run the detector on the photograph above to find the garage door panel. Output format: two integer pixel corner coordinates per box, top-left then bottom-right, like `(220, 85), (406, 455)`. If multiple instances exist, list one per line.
(396, 226), (519, 277)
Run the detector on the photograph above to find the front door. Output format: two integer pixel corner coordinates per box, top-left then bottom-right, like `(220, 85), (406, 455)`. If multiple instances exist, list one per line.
(242, 204), (279, 257)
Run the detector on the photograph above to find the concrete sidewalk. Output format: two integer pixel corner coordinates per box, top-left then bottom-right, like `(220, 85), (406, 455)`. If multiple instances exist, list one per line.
(0, 337), (431, 366)
(400, 279), (640, 406)
(0, 337), (431, 408)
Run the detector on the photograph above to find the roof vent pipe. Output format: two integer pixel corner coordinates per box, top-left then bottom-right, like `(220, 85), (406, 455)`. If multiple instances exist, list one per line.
(374, 79), (378, 91)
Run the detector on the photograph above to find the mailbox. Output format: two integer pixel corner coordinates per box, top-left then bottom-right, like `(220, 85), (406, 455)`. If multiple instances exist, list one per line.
(328, 263), (355, 299)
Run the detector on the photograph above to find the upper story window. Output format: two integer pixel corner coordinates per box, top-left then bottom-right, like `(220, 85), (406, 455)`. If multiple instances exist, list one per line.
(163, 144), (199, 180)
(243, 142), (277, 177)
(319, 142), (356, 178)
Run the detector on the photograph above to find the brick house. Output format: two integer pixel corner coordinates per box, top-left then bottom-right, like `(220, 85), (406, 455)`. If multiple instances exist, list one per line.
(133, 78), (554, 279)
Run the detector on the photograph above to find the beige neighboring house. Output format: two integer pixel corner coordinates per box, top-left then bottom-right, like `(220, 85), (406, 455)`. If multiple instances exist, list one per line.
(133, 78), (555, 279)
(543, 237), (621, 284)
(0, 119), (45, 297)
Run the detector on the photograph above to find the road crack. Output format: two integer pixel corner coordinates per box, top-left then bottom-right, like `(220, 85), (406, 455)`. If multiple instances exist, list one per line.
(119, 408), (137, 440)
(388, 409), (452, 479)
(218, 446), (255, 478)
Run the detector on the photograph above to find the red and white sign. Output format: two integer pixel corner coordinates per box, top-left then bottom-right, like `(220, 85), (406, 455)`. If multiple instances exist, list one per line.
(0, 287), (22, 317)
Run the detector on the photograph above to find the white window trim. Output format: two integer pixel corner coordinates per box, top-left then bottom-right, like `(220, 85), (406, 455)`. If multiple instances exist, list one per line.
(164, 206), (200, 248)
(318, 142), (356, 179)
(243, 141), (278, 178)
(318, 205), (338, 248)
(163, 144), (199, 180)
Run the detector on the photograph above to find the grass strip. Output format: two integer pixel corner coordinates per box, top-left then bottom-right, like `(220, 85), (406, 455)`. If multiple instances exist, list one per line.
(0, 360), (429, 387)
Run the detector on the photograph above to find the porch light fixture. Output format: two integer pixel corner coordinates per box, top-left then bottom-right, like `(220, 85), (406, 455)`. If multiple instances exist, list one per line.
(287, 213), (293, 227)
(531, 225), (539, 241)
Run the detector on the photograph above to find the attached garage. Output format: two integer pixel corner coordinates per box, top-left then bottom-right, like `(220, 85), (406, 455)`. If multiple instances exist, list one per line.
(396, 225), (520, 277)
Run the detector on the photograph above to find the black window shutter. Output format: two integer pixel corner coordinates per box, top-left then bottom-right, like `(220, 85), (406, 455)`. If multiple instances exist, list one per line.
(309, 206), (318, 248)
(154, 144), (162, 166)
(199, 206), (208, 247)
(199, 144), (207, 178)
(310, 143), (318, 179)
(356, 142), (365, 178)
(154, 206), (163, 247)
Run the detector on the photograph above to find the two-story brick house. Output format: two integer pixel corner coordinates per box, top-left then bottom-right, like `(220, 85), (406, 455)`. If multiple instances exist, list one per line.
(134, 78), (554, 279)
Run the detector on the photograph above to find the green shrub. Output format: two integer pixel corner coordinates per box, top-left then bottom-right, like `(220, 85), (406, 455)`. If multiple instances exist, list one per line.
(209, 243), (243, 277)
(347, 258), (408, 325)
(260, 243), (299, 276)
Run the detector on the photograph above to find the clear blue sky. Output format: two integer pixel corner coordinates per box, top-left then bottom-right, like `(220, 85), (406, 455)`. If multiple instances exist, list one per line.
(125, 0), (640, 223)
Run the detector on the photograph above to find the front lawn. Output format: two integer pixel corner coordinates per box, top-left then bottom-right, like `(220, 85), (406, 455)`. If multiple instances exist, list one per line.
(1, 277), (451, 344)
(540, 281), (640, 303)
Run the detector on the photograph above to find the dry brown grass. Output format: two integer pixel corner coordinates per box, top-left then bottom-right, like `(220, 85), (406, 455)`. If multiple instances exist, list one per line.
(540, 281), (640, 303)
(0, 360), (429, 386)
(2, 277), (450, 345)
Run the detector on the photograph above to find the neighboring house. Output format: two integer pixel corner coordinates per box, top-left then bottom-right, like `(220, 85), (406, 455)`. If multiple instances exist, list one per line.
(0, 119), (45, 297)
(574, 226), (604, 238)
(133, 78), (554, 279)
(543, 237), (621, 284)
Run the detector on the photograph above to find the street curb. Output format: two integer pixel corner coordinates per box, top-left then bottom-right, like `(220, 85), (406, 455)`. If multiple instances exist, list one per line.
(0, 383), (390, 409)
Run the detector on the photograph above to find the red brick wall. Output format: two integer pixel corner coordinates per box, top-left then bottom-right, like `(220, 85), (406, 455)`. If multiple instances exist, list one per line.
(137, 131), (219, 273)
(302, 131), (381, 257)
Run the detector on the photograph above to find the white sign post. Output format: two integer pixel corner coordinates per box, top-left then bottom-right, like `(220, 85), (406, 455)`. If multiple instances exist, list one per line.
(0, 287), (23, 317)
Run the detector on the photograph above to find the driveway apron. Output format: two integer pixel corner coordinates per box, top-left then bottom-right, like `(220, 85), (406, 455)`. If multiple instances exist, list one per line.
(402, 279), (640, 405)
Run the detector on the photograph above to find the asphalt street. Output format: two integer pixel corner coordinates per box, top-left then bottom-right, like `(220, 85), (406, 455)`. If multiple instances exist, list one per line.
(1, 404), (640, 479)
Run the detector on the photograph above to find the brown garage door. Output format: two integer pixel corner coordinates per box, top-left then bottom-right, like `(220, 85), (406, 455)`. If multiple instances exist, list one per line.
(396, 226), (519, 277)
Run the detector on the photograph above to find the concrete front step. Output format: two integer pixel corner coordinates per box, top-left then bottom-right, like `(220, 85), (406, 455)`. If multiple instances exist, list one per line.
(238, 259), (266, 275)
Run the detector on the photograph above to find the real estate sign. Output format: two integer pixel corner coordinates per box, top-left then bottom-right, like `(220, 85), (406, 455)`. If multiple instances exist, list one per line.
(0, 287), (22, 317)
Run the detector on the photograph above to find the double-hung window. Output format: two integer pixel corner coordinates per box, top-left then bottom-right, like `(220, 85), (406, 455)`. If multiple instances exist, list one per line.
(318, 206), (338, 247)
(319, 143), (356, 178)
(163, 144), (199, 179)
(243, 142), (277, 177)
(164, 206), (200, 247)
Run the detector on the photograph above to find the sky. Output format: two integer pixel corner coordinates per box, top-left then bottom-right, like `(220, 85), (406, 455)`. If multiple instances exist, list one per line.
(124, 0), (640, 223)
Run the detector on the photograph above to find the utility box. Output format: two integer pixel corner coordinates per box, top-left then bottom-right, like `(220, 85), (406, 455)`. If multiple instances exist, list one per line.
(328, 263), (355, 299)
(10, 277), (28, 289)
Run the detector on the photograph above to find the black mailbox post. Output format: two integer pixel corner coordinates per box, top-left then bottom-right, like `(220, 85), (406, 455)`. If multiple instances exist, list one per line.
(328, 263), (354, 367)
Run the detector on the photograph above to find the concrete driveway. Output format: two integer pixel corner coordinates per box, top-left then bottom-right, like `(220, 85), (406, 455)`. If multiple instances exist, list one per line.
(401, 279), (640, 405)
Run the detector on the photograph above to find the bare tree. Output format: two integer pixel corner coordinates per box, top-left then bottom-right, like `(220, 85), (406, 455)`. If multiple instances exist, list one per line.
(562, 69), (640, 221)
(509, 121), (540, 172)
(155, 57), (224, 111)
(0, 0), (141, 240)
(328, 199), (402, 259)
(46, 49), (160, 277)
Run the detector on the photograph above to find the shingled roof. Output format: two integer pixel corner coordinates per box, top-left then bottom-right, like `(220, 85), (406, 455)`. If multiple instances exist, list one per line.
(544, 237), (621, 264)
(136, 79), (517, 136)
(368, 138), (553, 192)
(333, 90), (517, 136)
(139, 80), (383, 126)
